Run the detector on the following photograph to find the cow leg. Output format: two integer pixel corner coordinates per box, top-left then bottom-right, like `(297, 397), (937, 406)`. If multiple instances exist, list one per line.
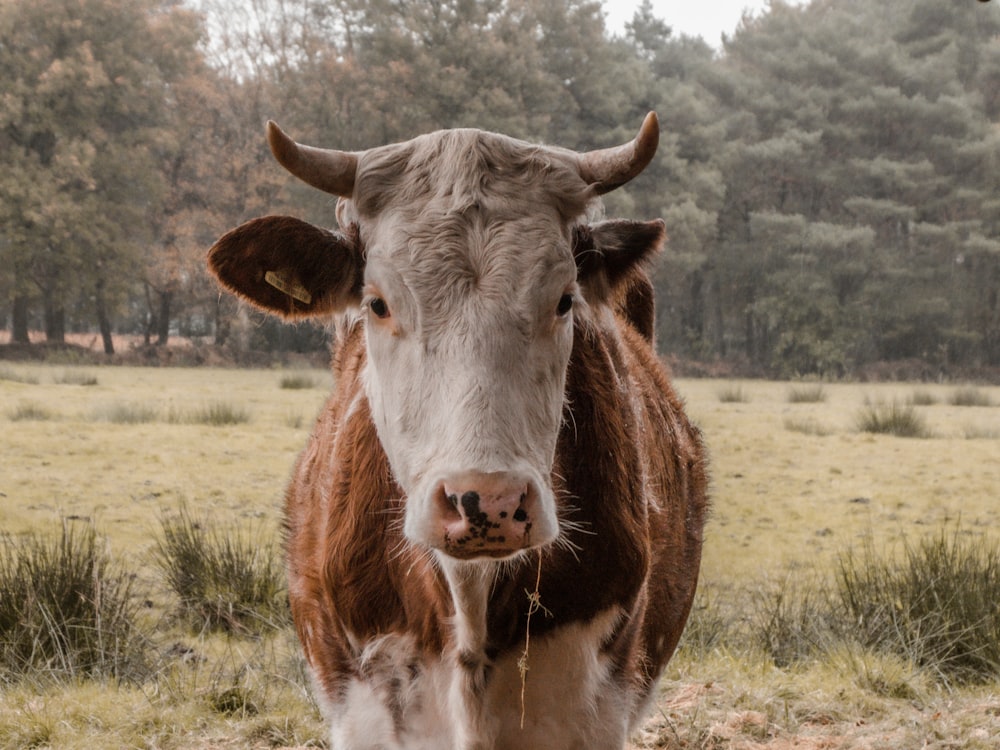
(438, 559), (500, 750)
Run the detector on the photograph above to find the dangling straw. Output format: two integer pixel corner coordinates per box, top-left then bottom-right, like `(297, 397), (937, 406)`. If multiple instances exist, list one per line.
(518, 550), (548, 729)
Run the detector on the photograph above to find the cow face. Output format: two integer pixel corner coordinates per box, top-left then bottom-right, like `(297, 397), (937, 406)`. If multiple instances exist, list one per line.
(208, 117), (663, 562)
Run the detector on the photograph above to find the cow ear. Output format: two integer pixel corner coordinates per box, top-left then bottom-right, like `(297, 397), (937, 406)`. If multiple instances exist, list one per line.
(208, 216), (364, 319)
(573, 219), (665, 302)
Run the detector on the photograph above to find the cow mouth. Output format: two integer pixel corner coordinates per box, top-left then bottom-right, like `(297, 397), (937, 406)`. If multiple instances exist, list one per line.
(441, 543), (530, 561)
(441, 519), (534, 560)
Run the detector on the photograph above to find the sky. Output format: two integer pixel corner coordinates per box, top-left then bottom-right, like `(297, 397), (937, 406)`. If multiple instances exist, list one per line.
(602, 0), (806, 48)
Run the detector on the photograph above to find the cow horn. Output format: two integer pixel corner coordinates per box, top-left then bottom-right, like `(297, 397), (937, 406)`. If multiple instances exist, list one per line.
(266, 120), (358, 197)
(577, 112), (660, 195)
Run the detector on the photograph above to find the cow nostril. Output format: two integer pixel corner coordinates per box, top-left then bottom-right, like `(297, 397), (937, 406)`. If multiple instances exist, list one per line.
(447, 493), (459, 508)
(513, 507), (528, 523)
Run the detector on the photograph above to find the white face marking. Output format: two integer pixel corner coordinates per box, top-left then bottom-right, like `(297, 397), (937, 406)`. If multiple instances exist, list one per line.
(359, 208), (577, 556)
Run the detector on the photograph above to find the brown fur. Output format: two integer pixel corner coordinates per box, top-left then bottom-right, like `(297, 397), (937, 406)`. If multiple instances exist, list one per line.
(282, 268), (708, 727)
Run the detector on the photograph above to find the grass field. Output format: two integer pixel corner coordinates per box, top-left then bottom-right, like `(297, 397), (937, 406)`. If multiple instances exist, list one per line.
(1, 365), (999, 748)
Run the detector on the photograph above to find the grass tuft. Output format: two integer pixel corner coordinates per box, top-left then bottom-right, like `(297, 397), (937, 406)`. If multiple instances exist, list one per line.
(949, 387), (993, 407)
(92, 402), (159, 424)
(856, 400), (931, 438)
(836, 531), (1000, 685)
(681, 527), (1000, 689)
(279, 374), (317, 390)
(208, 684), (261, 717)
(0, 523), (149, 684)
(963, 424), (1000, 440)
(717, 384), (751, 403)
(908, 389), (938, 406)
(784, 417), (834, 436)
(154, 507), (288, 634)
(787, 384), (826, 403)
(0, 367), (39, 384)
(7, 401), (54, 421)
(52, 371), (98, 386)
(186, 401), (251, 426)
(749, 575), (834, 668)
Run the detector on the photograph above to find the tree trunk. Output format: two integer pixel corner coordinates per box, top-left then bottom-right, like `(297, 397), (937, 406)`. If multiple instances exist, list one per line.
(214, 295), (231, 347)
(11, 295), (30, 344)
(94, 280), (115, 355)
(143, 282), (154, 345)
(156, 289), (171, 346)
(43, 296), (65, 343)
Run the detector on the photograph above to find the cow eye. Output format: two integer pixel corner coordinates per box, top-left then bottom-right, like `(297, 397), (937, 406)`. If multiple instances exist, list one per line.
(556, 294), (574, 317)
(368, 297), (390, 319)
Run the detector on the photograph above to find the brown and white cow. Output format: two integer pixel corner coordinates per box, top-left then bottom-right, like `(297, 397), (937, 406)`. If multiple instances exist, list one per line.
(207, 113), (707, 750)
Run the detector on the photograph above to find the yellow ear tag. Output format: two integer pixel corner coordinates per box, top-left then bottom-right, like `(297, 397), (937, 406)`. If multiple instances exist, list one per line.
(264, 270), (312, 305)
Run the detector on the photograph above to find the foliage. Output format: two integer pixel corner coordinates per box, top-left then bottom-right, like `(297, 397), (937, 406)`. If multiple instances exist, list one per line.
(0, 0), (206, 351)
(154, 506), (288, 633)
(0, 523), (148, 683)
(2, 0), (1000, 377)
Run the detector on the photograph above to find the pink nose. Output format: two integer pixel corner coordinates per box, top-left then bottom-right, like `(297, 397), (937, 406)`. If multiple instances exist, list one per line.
(436, 472), (537, 559)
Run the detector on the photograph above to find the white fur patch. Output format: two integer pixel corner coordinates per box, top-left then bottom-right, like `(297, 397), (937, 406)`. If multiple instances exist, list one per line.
(318, 608), (639, 749)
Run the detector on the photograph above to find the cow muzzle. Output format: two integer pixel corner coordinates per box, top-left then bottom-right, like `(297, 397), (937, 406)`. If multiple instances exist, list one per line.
(430, 471), (554, 560)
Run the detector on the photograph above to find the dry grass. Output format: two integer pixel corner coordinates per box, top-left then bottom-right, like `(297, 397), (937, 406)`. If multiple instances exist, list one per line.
(1, 366), (999, 748)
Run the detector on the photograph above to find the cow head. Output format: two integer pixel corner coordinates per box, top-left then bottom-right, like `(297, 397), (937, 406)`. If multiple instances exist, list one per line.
(208, 115), (664, 563)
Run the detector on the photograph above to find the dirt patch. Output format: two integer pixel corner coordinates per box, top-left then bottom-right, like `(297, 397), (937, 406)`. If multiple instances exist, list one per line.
(631, 681), (1000, 749)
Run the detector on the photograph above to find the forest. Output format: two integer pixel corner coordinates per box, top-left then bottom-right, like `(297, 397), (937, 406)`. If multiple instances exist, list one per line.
(2, 0), (999, 379)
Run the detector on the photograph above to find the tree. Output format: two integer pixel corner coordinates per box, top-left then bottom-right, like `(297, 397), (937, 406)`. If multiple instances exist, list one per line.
(672, 0), (1000, 373)
(0, 0), (204, 352)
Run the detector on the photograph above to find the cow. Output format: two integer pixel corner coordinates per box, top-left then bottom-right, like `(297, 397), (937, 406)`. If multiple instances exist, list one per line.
(207, 113), (708, 750)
